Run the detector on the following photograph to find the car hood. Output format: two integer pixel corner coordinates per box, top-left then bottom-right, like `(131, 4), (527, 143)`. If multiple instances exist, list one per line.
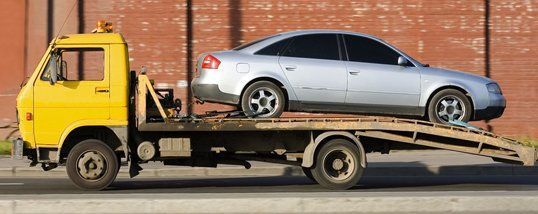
(421, 67), (493, 84)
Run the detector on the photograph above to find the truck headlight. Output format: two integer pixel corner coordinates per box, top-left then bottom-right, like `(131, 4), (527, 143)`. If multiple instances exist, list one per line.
(487, 83), (502, 94)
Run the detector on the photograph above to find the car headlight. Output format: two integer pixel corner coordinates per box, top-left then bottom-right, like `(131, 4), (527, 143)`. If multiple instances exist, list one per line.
(487, 83), (502, 94)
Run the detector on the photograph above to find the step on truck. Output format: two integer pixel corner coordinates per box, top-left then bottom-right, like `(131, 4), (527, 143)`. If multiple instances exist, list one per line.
(13, 22), (538, 190)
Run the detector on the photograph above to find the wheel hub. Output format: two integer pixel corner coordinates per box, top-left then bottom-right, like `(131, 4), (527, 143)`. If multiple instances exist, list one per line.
(77, 151), (106, 180)
(332, 159), (344, 171)
(323, 149), (355, 181)
(437, 96), (465, 122)
(249, 87), (278, 117)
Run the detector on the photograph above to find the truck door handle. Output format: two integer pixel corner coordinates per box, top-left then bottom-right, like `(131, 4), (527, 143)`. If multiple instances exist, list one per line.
(284, 65), (297, 71)
(95, 88), (110, 93)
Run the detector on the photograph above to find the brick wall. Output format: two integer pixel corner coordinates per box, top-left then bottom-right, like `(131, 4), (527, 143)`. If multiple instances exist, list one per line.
(3, 0), (537, 138)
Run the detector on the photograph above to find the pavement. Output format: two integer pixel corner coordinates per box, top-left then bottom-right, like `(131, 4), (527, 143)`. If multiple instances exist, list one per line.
(2, 150), (538, 213)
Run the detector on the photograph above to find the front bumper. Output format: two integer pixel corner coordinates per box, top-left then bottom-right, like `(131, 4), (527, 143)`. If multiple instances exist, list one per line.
(474, 106), (505, 120)
(191, 83), (240, 105)
(473, 93), (506, 120)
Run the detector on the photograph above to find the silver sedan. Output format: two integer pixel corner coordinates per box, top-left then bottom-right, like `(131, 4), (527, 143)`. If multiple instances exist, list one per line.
(191, 30), (506, 124)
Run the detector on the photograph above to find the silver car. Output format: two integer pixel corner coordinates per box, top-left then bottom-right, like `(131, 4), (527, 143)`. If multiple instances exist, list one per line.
(191, 30), (505, 124)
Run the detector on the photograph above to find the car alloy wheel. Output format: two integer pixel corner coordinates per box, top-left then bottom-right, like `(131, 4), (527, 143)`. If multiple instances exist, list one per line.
(435, 95), (466, 122)
(248, 87), (279, 117)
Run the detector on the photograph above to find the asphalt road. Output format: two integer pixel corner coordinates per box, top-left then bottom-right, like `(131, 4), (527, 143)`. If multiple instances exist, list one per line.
(2, 174), (538, 195)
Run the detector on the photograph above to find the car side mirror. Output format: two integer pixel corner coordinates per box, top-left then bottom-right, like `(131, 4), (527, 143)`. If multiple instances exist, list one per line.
(397, 56), (408, 66)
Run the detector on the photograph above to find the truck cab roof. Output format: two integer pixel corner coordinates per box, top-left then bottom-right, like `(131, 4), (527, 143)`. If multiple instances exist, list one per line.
(54, 33), (126, 45)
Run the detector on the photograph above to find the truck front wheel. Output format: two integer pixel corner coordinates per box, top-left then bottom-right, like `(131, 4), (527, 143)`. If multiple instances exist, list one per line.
(310, 139), (364, 190)
(66, 139), (119, 190)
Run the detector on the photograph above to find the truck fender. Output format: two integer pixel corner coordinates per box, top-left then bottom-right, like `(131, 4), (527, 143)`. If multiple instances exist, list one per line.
(55, 120), (129, 162)
(301, 131), (367, 168)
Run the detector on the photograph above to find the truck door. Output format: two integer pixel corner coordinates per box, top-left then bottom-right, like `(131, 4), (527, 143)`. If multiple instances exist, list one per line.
(33, 46), (110, 145)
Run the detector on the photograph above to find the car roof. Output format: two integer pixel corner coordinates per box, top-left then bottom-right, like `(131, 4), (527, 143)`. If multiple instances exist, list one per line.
(277, 29), (376, 38)
(234, 29), (423, 67)
(237, 29), (381, 53)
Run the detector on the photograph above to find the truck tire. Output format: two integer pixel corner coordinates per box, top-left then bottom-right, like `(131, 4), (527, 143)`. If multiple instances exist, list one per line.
(66, 139), (119, 190)
(310, 139), (364, 190)
(427, 89), (472, 124)
(241, 81), (285, 118)
(301, 167), (316, 182)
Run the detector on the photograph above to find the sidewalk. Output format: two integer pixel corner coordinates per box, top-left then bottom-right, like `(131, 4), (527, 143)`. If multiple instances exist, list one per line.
(1, 150), (537, 178)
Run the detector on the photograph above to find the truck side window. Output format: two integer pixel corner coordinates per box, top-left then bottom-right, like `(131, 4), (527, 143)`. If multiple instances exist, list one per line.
(41, 48), (105, 81)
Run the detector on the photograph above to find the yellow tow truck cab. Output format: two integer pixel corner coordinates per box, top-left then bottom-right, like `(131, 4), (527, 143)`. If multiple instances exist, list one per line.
(14, 21), (538, 191)
(17, 33), (130, 153)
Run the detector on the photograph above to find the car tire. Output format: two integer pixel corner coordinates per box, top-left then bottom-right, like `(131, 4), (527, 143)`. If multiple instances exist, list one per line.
(310, 139), (364, 190)
(66, 139), (119, 191)
(427, 89), (472, 124)
(241, 81), (285, 118)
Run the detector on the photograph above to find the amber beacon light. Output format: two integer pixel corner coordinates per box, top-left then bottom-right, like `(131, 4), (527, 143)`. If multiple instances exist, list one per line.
(92, 20), (113, 33)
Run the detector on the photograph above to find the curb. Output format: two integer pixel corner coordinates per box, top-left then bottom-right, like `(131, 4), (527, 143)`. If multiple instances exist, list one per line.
(1, 165), (538, 178)
(2, 196), (538, 213)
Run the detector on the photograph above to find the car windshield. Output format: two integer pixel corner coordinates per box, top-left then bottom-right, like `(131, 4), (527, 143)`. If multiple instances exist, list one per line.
(233, 35), (279, 51)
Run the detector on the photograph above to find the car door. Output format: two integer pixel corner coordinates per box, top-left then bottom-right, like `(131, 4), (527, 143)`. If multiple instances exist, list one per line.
(278, 33), (347, 104)
(33, 46), (110, 145)
(343, 34), (421, 115)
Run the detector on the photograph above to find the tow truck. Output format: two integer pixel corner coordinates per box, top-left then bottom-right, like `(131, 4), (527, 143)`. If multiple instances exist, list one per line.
(13, 21), (538, 190)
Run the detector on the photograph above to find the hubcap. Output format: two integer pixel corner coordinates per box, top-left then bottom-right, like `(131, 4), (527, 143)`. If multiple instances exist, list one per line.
(323, 149), (355, 181)
(76, 151), (107, 180)
(436, 95), (465, 122)
(249, 87), (279, 117)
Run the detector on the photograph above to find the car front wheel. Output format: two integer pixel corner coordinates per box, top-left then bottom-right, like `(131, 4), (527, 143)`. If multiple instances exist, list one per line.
(427, 89), (472, 124)
(241, 81), (285, 118)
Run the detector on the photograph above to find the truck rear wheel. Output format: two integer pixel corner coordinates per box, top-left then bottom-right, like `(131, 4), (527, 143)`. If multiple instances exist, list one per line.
(66, 139), (119, 190)
(310, 139), (364, 190)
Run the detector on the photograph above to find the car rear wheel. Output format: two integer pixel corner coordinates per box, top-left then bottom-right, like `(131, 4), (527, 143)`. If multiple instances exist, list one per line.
(241, 81), (285, 118)
(428, 89), (472, 124)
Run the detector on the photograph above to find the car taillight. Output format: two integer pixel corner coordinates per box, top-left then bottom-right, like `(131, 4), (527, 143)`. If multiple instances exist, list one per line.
(201, 54), (221, 69)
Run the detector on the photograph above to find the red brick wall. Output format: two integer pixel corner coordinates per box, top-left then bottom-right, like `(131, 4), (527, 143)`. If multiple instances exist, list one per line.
(0, 0), (26, 135)
(488, 1), (537, 136)
(4, 0), (537, 138)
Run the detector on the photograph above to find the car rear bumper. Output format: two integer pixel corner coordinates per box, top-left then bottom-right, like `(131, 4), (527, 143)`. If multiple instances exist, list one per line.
(191, 83), (240, 105)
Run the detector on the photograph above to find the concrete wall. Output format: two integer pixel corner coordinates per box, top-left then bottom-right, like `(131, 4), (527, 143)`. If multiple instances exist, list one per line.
(1, 0), (536, 137)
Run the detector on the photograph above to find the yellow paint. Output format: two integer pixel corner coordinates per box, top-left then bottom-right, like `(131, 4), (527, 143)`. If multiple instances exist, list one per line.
(16, 33), (129, 149)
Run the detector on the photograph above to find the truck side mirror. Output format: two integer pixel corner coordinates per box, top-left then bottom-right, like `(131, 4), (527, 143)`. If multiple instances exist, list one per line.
(61, 60), (67, 78)
(49, 57), (58, 85)
(397, 56), (409, 66)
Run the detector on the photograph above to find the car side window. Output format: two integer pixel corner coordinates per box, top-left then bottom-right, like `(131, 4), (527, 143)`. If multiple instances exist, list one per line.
(282, 34), (339, 60)
(344, 35), (404, 66)
(255, 38), (292, 56)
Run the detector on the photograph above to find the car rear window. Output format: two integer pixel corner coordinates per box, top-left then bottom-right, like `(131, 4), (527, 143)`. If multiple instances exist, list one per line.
(254, 38), (292, 56)
(233, 35), (278, 51)
(281, 34), (340, 60)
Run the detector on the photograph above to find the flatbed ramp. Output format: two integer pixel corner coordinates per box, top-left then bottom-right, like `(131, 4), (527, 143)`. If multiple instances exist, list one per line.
(139, 116), (538, 166)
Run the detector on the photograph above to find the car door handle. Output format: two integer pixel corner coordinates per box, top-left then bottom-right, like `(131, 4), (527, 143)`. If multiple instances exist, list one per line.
(284, 65), (297, 71)
(95, 88), (110, 93)
(349, 70), (361, 75)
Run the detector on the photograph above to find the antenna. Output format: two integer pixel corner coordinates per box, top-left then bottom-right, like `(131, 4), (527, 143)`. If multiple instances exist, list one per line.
(53, 0), (79, 42)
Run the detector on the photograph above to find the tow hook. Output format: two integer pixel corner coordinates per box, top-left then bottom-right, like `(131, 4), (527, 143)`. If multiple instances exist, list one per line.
(41, 163), (58, 171)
